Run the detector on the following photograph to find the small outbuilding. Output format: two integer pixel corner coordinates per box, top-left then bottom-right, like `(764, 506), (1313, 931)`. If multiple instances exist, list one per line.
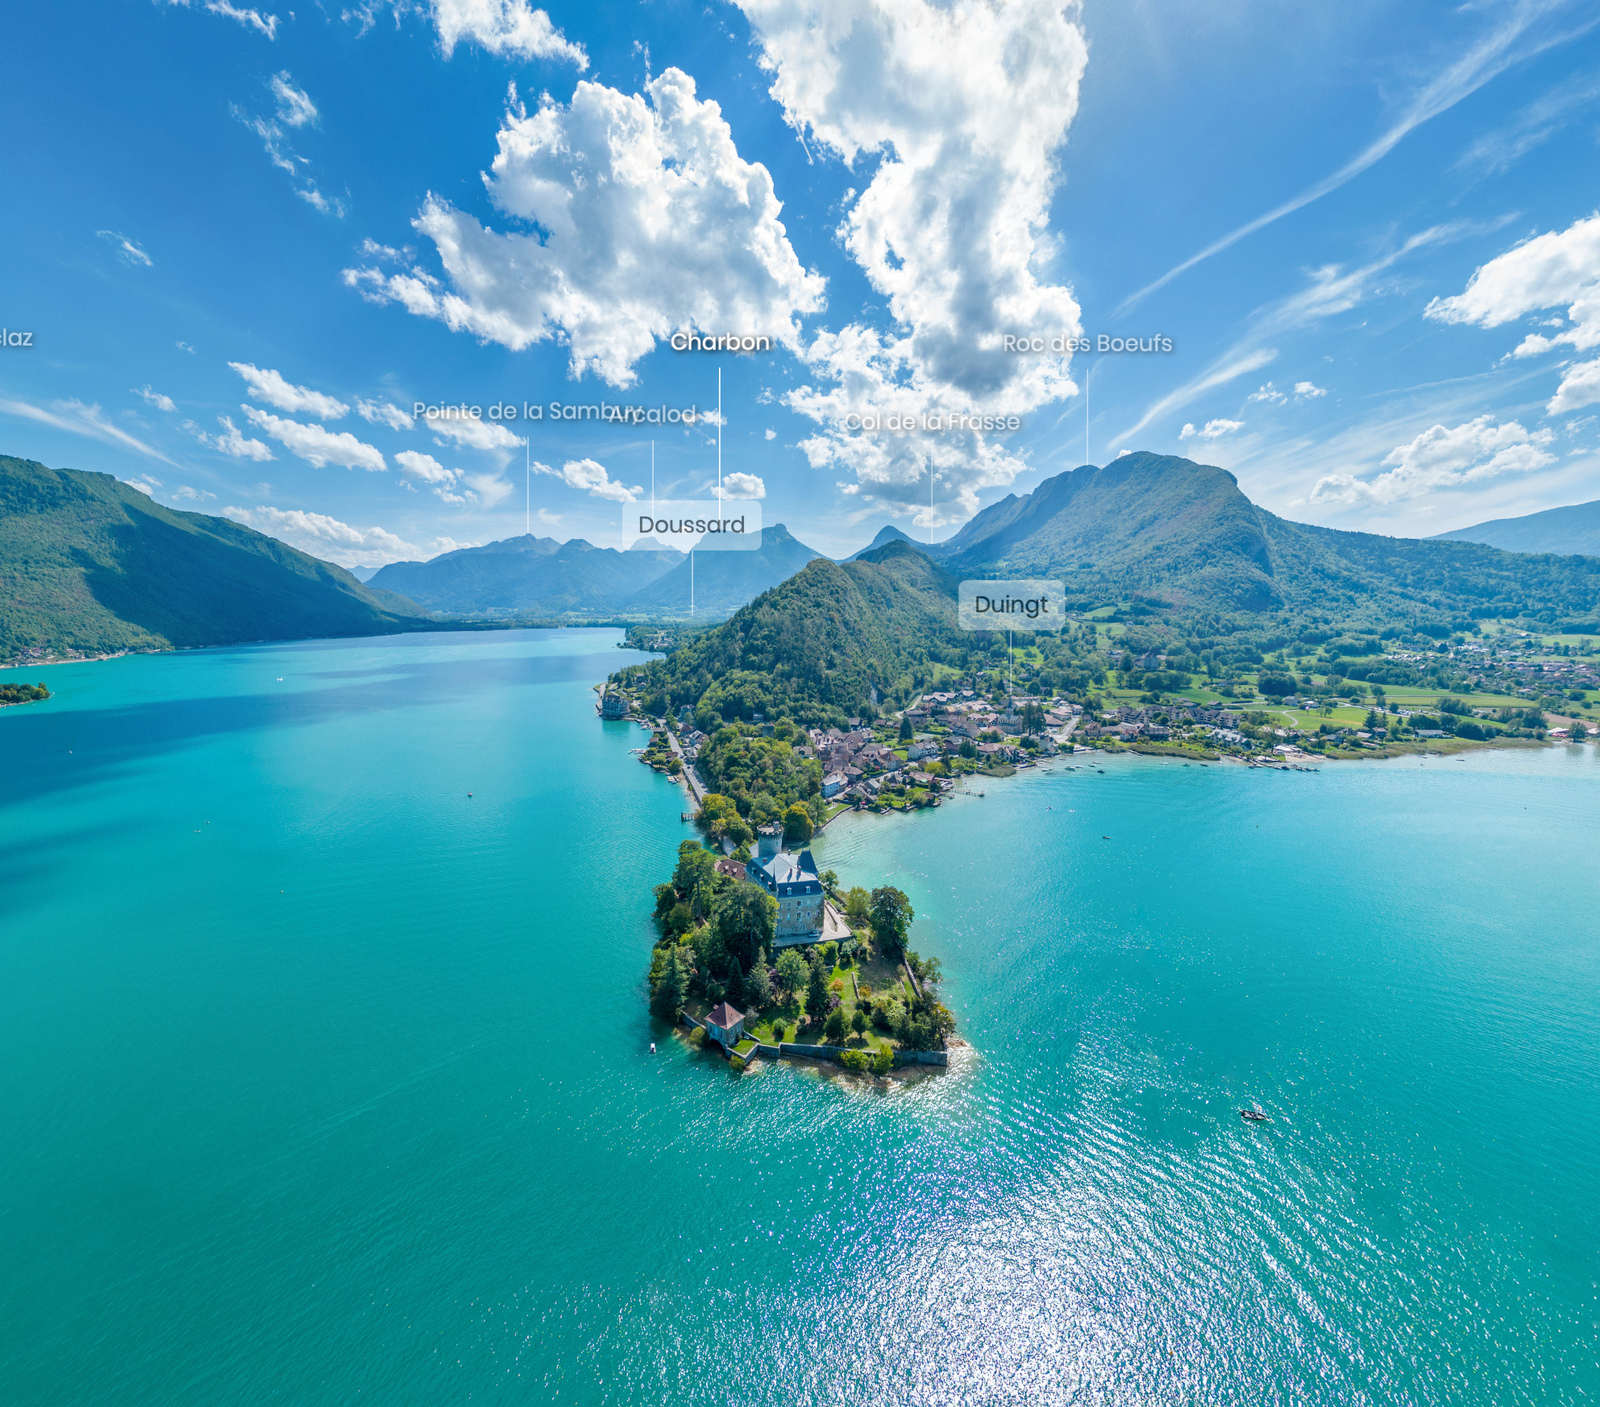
(704, 1002), (747, 1049)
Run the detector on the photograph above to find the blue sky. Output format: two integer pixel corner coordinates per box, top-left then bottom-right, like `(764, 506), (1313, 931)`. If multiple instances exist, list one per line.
(3, 0), (1600, 565)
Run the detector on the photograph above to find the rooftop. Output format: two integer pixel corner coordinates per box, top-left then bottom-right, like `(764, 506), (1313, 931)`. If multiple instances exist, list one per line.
(706, 1002), (745, 1029)
(756, 850), (820, 884)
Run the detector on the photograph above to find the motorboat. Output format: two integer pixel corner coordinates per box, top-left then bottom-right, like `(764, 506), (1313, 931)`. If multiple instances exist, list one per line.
(1239, 1109), (1270, 1123)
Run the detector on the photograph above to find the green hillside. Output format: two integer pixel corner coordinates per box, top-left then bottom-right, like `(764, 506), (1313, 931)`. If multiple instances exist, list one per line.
(615, 540), (962, 725)
(1433, 498), (1600, 557)
(941, 452), (1600, 625)
(0, 454), (433, 662)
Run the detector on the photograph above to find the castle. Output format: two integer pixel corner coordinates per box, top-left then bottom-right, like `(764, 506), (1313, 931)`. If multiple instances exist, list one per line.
(743, 823), (824, 940)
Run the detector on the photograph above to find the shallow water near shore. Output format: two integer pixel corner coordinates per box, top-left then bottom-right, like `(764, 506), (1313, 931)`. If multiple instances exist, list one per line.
(2, 629), (1597, 1405)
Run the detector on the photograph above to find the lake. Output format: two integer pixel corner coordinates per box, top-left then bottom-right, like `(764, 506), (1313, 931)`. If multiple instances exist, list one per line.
(2, 628), (1596, 1405)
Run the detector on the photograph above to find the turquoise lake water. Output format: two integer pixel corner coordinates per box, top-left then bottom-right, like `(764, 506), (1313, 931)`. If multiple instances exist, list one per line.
(2, 628), (1597, 1405)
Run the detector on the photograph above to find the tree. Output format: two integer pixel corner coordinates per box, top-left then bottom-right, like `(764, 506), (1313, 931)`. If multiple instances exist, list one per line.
(746, 948), (774, 1008)
(821, 869), (841, 900)
(1021, 703), (1045, 733)
(672, 839), (715, 894)
(712, 881), (777, 969)
(844, 886), (871, 928)
(898, 715), (914, 740)
(850, 1008), (868, 1036)
(805, 953), (830, 1021)
(958, 738), (977, 758)
(869, 886), (914, 954)
(824, 1007), (846, 1041)
(775, 948), (807, 1001)
(782, 802), (814, 844)
(650, 946), (688, 1019)
(871, 1047), (894, 1076)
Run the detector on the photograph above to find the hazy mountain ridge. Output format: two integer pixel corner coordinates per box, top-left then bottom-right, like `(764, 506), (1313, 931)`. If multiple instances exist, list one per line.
(368, 523), (824, 617)
(369, 534), (682, 614)
(1432, 499), (1600, 558)
(0, 454), (432, 660)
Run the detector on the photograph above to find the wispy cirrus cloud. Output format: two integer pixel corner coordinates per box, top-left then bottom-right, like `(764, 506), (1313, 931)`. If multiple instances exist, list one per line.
(1115, 0), (1600, 314)
(159, 0), (280, 40)
(97, 230), (153, 266)
(233, 72), (344, 215)
(0, 395), (177, 464)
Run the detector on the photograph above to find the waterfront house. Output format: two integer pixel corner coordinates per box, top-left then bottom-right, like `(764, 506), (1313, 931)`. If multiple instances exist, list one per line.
(704, 1002), (746, 1049)
(822, 771), (847, 798)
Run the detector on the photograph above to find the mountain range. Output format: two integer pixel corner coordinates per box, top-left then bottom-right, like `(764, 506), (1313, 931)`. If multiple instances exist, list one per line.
(6, 449), (1597, 666)
(367, 522), (822, 616)
(1433, 498), (1600, 557)
(920, 452), (1599, 624)
(0, 455), (431, 662)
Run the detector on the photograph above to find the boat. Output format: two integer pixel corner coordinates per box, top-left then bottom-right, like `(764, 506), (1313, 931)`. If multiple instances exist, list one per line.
(1239, 1108), (1270, 1123)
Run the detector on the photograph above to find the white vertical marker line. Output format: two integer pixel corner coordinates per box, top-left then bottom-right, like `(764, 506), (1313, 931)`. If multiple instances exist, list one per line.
(525, 437), (530, 536)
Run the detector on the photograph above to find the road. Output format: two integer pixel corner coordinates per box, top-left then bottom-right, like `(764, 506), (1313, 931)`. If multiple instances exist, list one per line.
(664, 727), (708, 808)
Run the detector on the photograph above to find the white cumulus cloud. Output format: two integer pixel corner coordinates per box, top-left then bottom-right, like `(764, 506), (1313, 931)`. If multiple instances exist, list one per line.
(1426, 213), (1600, 414)
(1180, 419), (1244, 441)
(230, 362), (349, 419)
(355, 397), (415, 430)
(224, 505), (422, 568)
(740, 0), (1087, 520)
(344, 69), (824, 387)
(394, 449), (477, 502)
(431, 0), (586, 62)
(1247, 383), (1287, 404)
(423, 409), (524, 452)
(1294, 381), (1327, 398)
(534, 457), (641, 503)
(1309, 415), (1555, 505)
(241, 405), (386, 471)
(198, 414), (275, 461)
(394, 449), (456, 485)
(719, 472), (765, 499)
